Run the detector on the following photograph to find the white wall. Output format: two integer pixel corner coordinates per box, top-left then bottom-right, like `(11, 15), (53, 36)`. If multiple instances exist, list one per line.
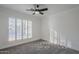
(0, 6), (41, 49)
(41, 7), (79, 51)
(41, 16), (50, 41)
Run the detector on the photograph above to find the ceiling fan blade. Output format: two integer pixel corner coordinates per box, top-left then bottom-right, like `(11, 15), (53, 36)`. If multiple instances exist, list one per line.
(39, 11), (44, 15)
(33, 12), (35, 15)
(39, 8), (48, 11)
(26, 8), (34, 11)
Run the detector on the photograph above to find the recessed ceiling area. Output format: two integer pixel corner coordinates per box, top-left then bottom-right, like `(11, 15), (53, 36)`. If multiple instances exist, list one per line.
(0, 4), (79, 16)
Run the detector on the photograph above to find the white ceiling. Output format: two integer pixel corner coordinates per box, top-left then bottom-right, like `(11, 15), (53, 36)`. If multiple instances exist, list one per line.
(0, 4), (79, 16)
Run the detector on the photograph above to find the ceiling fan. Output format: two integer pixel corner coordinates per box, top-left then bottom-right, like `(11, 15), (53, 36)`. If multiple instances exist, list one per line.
(26, 4), (48, 15)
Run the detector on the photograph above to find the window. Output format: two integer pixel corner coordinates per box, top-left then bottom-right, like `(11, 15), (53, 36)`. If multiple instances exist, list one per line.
(23, 20), (27, 39)
(16, 19), (22, 40)
(28, 20), (32, 38)
(9, 17), (15, 41)
(8, 17), (32, 41)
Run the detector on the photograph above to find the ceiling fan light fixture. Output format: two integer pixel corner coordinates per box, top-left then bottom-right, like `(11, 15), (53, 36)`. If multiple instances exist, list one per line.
(35, 11), (39, 14)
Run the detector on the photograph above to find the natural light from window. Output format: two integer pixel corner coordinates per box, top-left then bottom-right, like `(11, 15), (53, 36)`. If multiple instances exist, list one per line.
(9, 17), (32, 41)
